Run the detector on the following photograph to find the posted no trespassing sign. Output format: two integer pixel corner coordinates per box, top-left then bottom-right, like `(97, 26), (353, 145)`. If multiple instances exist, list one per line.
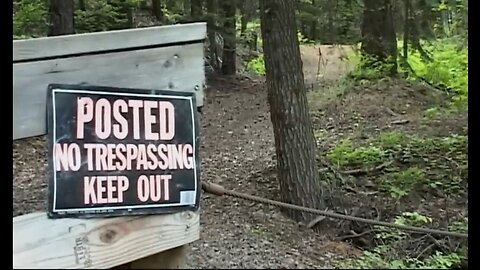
(46, 84), (200, 218)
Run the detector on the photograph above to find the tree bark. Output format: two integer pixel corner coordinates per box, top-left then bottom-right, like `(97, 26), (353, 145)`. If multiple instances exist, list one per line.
(190, 0), (202, 19)
(403, 0), (409, 60)
(183, 0), (190, 16)
(239, 1), (249, 37)
(48, 0), (75, 36)
(206, 0), (219, 72)
(260, 0), (325, 223)
(221, 0), (236, 75)
(310, 0), (317, 41)
(360, 0), (397, 75)
(152, 0), (164, 22)
(78, 0), (86, 11)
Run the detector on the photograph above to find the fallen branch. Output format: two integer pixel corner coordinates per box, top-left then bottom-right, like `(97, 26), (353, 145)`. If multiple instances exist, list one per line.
(341, 160), (395, 176)
(335, 230), (374, 241)
(391, 119), (410, 125)
(306, 209), (333, 229)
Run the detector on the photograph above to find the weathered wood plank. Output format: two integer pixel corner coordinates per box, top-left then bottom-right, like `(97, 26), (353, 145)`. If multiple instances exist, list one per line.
(13, 23), (206, 62)
(13, 43), (205, 140)
(13, 211), (199, 269)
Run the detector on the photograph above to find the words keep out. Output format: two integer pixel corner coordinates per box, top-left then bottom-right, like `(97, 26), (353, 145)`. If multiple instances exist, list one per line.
(84, 174), (172, 204)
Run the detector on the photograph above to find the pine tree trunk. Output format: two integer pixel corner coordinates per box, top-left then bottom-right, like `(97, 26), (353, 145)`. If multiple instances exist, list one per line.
(260, 0), (325, 223)
(49, 0), (75, 36)
(152, 0), (164, 22)
(403, 0), (409, 60)
(191, 0), (202, 19)
(239, 1), (248, 37)
(78, 0), (86, 11)
(221, 0), (236, 75)
(360, 0), (397, 75)
(206, 0), (219, 71)
(310, 0), (316, 41)
(183, 0), (190, 16)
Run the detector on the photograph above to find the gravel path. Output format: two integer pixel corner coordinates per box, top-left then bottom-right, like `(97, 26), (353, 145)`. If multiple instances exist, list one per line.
(186, 76), (345, 269)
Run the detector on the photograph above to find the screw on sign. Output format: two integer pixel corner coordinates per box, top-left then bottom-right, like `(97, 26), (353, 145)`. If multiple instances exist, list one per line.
(46, 84), (201, 218)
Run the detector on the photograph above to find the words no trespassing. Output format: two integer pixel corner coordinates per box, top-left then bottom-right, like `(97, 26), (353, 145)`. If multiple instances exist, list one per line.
(54, 97), (194, 206)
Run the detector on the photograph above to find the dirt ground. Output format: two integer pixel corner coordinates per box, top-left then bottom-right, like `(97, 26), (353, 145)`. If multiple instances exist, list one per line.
(13, 45), (468, 268)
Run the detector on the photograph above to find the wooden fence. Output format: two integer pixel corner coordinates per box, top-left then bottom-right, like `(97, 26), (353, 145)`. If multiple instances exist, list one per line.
(13, 22), (206, 269)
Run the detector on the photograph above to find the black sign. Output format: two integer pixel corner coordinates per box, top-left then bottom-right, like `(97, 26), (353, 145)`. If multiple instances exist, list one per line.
(46, 84), (200, 218)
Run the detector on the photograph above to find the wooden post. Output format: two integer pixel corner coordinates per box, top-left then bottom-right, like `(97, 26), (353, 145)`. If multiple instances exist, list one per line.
(13, 23), (207, 269)
(13, 212), (198, 269)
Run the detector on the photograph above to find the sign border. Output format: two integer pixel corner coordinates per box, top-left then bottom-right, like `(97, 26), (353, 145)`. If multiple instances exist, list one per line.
(46, 83), (201, 218)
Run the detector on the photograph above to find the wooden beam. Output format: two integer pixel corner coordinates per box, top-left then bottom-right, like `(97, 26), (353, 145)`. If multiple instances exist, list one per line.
(13, 23), (206, 62)
(13, 43), (205, 140)
(13, 211), (199, 269)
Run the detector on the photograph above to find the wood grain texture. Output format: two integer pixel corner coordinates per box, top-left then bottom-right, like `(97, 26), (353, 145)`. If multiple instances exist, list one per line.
(13, 22), (206, 61)
(13, 211), (199, 269)
(13, 43), (205, 140)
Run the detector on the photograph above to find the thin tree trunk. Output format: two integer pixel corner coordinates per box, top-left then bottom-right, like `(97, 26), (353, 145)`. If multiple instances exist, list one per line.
(221, 0), (236, 75)
(310, 0), (317, 41)
(260, 0), (325, 223)
(239, 1), (248, 37)
(152, 0), (164, 22)
(49, 0), (75, 36)
(191, 0), (202, 20)
(206, 0), (219, 71)
(403, 0), (409, 60)
(78, 0), (86, 11)
(183, 0), (190, 16)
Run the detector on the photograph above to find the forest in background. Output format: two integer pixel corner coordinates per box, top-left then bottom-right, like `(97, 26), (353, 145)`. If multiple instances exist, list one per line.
(13, 0), (468, 268)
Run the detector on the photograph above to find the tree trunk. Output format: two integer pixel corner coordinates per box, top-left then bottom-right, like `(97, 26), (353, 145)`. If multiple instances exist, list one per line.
(360, 0), (397, 75)
(260, 0), (325, 223)
(183, 0), (190, 16)
(403, 0), (409, 60)
(310, 0), (316, 41)
(221, 0), (236, 75)
(48, 0), (75, 36)
(206, 0), (219, 71)
(78, 0), (86, 11)
(191, 0), (202, 19)
(152, 0), (164, 22)
(239, 1), (248, 37)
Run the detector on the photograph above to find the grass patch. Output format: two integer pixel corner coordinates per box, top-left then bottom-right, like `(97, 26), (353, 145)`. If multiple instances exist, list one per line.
(336, 212), (467, 269)
(324, 131), (467, 199)
(345, 38), (468, 110)
(380, 167), (426, 200)
(327, 139), (387, 168)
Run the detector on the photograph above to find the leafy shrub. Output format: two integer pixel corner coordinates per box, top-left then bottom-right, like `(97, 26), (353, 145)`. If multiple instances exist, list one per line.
(398, 38), (468, 109)
(13, 0), (48, 38)
(338, 212), (467, 269)
(75, 0), (141, 33)
(381, 167), (426, 200)
(246, 54), (266, 75)
(327, 139), (386, 167)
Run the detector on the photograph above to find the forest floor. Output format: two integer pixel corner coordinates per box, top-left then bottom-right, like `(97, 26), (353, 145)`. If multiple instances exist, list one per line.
(13, 45), (468, 268)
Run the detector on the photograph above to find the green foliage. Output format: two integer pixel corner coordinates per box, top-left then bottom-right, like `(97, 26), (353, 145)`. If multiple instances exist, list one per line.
(398, 38), (468, 109)
(349, 54), (398, 80)
(245, 54), (266, 75)
(13, 0), (48, 38)
(338, 212), (467, 269)
(381, 167), (426, 200)
(448, 217), (468, 233)
(297, 31), (314, 45)
(324, 131), (467, 199)
(295, 0), (362, 44)
(327, 139), (386, 168)
(75, 0), (141, 33)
